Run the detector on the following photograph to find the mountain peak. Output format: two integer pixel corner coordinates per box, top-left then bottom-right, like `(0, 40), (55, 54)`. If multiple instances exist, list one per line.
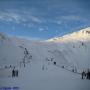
(47, 27), (90, 42)
(80, 27), (90, 34)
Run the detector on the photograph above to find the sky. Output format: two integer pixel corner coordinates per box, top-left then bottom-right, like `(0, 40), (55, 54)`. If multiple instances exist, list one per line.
(0, 0), (90, 40)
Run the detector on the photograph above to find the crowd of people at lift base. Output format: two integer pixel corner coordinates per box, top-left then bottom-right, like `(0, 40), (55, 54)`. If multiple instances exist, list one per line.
(81, 69), (90, 80)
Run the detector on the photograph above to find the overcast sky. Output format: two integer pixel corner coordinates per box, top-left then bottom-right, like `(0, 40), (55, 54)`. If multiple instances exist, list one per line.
(0, 0), (90, 40)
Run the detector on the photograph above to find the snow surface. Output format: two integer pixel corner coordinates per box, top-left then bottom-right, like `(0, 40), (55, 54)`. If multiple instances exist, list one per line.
(0, 27), (90, 90)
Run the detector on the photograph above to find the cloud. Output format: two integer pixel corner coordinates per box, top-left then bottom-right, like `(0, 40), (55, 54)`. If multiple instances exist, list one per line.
(27, 23), (34, 28)
(0, 10), (43, 24)
(53, 15), (90, 26)
(0, 11), (21, 23)
(29, 16), (42, 23)
(56, 15), (83, 21)
(60, 15), (81, 21)
(38, 26), (48, 32)
(39, 28), (45, 31)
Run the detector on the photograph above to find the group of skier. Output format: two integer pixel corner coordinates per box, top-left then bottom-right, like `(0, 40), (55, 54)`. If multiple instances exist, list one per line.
(81, 69), (90, 80)
(12, 67), (18, 77)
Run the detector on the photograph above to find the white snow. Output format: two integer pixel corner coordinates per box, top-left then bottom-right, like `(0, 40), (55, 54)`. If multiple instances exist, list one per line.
(0, 27), (90, 90)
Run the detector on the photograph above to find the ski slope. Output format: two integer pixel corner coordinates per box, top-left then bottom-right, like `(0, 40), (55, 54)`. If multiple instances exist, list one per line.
(0, 61), (90, 90)
(0, 27), (90, 90)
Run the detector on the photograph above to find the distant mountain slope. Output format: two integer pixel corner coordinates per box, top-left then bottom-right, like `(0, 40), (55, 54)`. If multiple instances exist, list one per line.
(0, 33), (24, 67)
(47, 27), (90, 42)
(47, 27), (90, 69)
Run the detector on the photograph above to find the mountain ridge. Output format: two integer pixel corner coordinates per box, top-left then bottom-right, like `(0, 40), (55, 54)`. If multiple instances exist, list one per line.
(47, 27), (90, 42)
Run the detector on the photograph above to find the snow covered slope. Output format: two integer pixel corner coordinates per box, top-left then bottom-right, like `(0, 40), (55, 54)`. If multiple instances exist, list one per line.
(47, 27), (90, 69)
(0, 33), (24, 67)
(0, 27), (90, 70)
(0, 27), (90, 90)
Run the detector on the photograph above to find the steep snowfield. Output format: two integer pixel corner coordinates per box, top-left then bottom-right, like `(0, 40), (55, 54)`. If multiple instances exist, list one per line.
(0, 27), (90, 90)
(47, 27), (90, 69)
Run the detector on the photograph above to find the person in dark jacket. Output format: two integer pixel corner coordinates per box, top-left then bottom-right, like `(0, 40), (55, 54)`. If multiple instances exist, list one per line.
(87, 69), (90, 80)
(16, 70), (18, 77)
(12, 69), (15, 77)
(53, 61), (56, 65)
(82, 71), (86, 79)
(88, 71), (90, 80)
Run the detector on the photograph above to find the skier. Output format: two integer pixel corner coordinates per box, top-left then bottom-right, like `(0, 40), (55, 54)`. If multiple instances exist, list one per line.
(89, 70), (90, 80)
(5, 66), (7, 69)
(16, 69), (18, 77)
(53, 61), (56, 65)
(82, 70), (86, 79)
(87, 69), (90, 80)
(12, 67), (16, 77)
(86, 69), (89, 79)
(42, 65), (44, 70)
(12, 69), (15, 77)
(10, 65), (12, 68)
(62, 66), (64, 68)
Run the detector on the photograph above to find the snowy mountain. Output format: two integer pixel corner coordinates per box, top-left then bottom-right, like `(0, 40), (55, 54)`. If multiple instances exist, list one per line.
(47, 27), (90, 42)
(46, 27), (90, 69)
(0, 27), (90, 90)
(0, 27), (90, 69)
